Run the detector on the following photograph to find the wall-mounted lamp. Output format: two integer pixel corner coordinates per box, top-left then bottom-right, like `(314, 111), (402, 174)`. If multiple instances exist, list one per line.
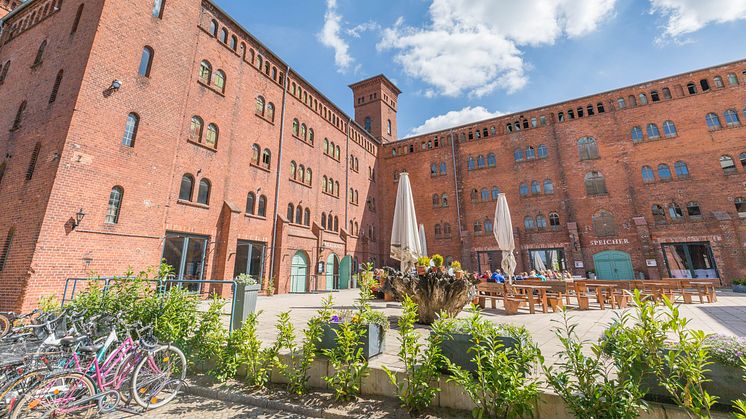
(72, 208), (86, 229)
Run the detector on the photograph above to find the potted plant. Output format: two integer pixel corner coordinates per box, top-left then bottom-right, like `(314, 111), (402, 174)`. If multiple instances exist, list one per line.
(431, 254), (445, 273)
(451, 260), (463, 279)
(416, 256), (431, 276)
(232, 273), (261, 330)
(317, 263), (388, 359)
(733, 279), (746, 293)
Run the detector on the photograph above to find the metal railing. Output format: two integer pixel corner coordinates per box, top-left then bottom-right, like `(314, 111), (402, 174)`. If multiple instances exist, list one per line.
(61, 277), (239, 331)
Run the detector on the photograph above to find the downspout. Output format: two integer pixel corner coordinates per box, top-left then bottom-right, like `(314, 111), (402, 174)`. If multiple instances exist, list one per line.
(345, 118), (351, 235)
(449, 130), (462, 242)
(268, 65), (291, 289)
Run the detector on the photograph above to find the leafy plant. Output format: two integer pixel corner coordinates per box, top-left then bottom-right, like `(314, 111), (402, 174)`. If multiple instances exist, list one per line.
(38, 295), (61, 313)
(188, 294), (228, 375)
(323, 320), (369, 401)
(265, 276), (275, 295)
(544, 311), (647, 419)
(382, 295), (441, 414)
(440, 306), (540, 418)
(218, 310), (272, 387)
(277, 301), (328, 395)
(734, 358), (746, 419)
(431, 254), (444, 268)
(451, 260), (462, 271)
(732, 279), (746, 286)
(702, 334), (746, 367)
(417, 256), (431, 267)
(235, 273), (257, 286)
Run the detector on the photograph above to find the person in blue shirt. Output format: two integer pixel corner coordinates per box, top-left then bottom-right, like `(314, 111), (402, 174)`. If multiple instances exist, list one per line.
(490, 270), (505, 283)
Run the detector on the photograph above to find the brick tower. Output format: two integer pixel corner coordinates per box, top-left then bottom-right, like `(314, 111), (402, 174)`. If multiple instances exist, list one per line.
(349, 74), (400, 143)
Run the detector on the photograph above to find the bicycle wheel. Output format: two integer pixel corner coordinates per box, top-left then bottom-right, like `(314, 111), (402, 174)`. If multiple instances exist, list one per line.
(130, 345), (186, 409)
(10, 371), (97, 419)
(0, 314), (10, 338)
(0, 369), (47, 417)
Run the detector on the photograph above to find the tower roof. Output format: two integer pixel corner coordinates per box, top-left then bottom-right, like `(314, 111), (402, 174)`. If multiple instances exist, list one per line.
(348, 74), (401, 96)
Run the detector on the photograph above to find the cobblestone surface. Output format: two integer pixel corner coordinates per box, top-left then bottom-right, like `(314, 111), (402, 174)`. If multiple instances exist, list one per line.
(108, 394), (301, 418)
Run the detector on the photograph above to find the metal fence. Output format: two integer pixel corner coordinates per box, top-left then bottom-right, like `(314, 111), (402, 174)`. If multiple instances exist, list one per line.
(61, 277), (239, 331)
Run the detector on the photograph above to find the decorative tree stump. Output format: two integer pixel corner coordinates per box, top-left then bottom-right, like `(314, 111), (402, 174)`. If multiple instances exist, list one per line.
(386, 269), (479, 324)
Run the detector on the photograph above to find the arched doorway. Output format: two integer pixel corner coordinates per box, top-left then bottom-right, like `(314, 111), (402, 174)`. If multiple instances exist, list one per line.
(593, 250), (634, 280)
(290, 251), (309, 293)
(339, 256), (353, 289)
(325, 254), (339, 290)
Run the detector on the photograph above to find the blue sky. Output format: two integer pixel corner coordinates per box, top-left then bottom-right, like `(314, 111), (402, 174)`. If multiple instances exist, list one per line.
(214, 0), (746, 138)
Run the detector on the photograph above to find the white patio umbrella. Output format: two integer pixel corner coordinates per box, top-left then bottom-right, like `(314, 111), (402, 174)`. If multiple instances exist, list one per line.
(533, 252), (547, 271)
(493, 193), (516, 280)
(390, 172), (423, 272)
(418, 224), (428, 257)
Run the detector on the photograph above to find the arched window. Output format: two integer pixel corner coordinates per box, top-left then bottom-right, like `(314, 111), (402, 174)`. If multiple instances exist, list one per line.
(584, 171), (607, 195)
(199, 60), (211, 84)
(153, 0), (165, 17)
(523, 216), (535, 230)
(725, 109), (740, 127)
(652, 204), (666, 224)
(321, 213), (327, 229)
(617, 98), (626, 109)
(432, 194), (440, 207)
(727, 73), (739, 86)
(322, 176), (327, 193)
(71, 4), (84, 33)
(308, 129), (314, 143)
(720, 155), (736, 174)
(334, 216), (339, 232)
(0, 61), (10, 85)
(48, 69), (64, 103)
(740, 152), (746, 169)
(631, 126), (644, 143)
(441, 193), (448, 207)
(662, 87), (672, 99)
(297, 165), (305, 183)
(295, 205), (303, 224)
(205, 123), (218, 148)
(12, 101), (26, 130)
(189, 116), (203, 141)
(179, 174), (194, 201)
(266, 103), (275, 122)
(323, 138), (329, 155)
(714, 76), (724, 88)
(477, 155), (485, 168)
(387, 119), (392, 135)
(138, 46), (153, 77)
(662, 120), (677, 137)
(536, 214), (547, 230)
(286, 203), (294, 221)
(687, 201), (702, 219)
(514, 149), (523, 161)
(430, 163), (437, 176)
(531, 180), (540, 195)
(229, 35), (237, 51)
(668, 202), (684, 220)
(33, 40), (47, 66)
(261, 148), (271, 168)
(434, 224), (442, 237)
(646, 123), (660, 139)
(304, 208), (310, 226)
(122, 113), (139, 147)
(470, 189), (478, 202)
(650, 90), (660, 102)
(578, 137), (599, 160)
(543, 179), (554, 194)
(641, 165), (655, 183)
(104, 186), (123, 224)
(484, 219), (493, 233)
(657, 163), (672, 181)
(251, 144), (260, 165)
(246, 192), (256, 214)
(638, 93), (647, 105)
(467, 157), (475, 170)
(219, 28), (228, 43)
(213, 70), (225, 93)
(443, 223), (451, 236)
(300, 123), (307, 140)
(491, 187), (500, 200)
(549, 212), (560, 228)
(735, 198), (746, 217)
(525, 146), (535, 160)
(537, 144), (548, 159)
(674, 161), (689, 178)
(257, 195), (267, 217)
(487, 153), (496, 167)
(305, 168), (312, 185)
(364, 116), (371, 132)
(473, 220), (483, 233)
(335, 181), (340, 196)
(686, 82), (696, 94)
(592, 210), (616, 236)
(197, 179), (210, 205)
(255, 96), (265, 115)
(209, 20), (218, 37)
(439, 162), (447, 175)
(519, 182), (529, 197)
(628, 95), (637, 107)
(705, 112), (721, 130)
(289, 161), (296, 179)
(481, 188), (489, 201)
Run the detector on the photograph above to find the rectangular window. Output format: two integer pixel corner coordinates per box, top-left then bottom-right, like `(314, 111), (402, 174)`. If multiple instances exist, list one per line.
(162, 232), (208, 291)
(528, 249), (566, 272)
(661, 242), (718, 279)
(233, 240), (266, 280)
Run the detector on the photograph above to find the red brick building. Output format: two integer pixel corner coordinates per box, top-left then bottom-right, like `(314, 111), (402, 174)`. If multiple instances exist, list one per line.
(0, 0), (744, 311)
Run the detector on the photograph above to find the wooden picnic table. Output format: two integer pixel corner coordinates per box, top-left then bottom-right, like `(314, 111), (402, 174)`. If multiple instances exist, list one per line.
(585, 283), (618, 309)
(641, 281), (680, 302)
(512, 284), (551, 314)
(688, 281), (718, 303)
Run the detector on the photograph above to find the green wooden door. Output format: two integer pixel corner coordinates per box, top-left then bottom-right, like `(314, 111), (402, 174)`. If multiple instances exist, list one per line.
(290, 251), (308, 293)
(339, 256), (352, 289)
(325, 254), (338, 290)
(593, 250), (634, 280)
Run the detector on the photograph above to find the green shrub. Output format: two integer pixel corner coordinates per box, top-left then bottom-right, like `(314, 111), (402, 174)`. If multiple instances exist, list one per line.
(217, 311), (272, 387)
(417, 256), (431, 267)
(734, 358), (746, 419)
(383, 295), (441, 414)
(450, 260), (462, 271)
(733, 279), (746, 286)
(188, 294), (228, 375)
(323, 320), (369, 401)
(431, 254), (444, 267)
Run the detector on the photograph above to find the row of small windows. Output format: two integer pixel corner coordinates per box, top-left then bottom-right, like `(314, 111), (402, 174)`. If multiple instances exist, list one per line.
(198, 60), (226, 93)
(506, 116), (549, 132)
(433, 223), (452, 238)
(251, 144), (272, 170)
(472, 219), (494, 234)
(523, 213), (561, 231)
(631, 121), (677, 143)
(519, 180), (554, 197)
(320, 213), (339, 232)
(641, 162), (689, 183)
(245, 193), (268, 217)
(432, 194), (449, 208)
(178, 174), (211, 205)
(321, 176), (340, 197)
(420, 138), (443, 150)
(652, 202), (702, 224)
(349, 188), (360, 205)
(557, 103), (606, 122)
(289, 161), (312, 186)
(706, 109), (745, 130)
(349, 155), (360, 172)
(289, 119), (313, 146)
(10, 66), (65, 126)
(322, 138), (340, 160)
(2, 0), (63, 44)
(467, 153), (497, 170)
(430, 162), (447, 176)
(471, 187), (502, 203)
(286, 203), (311, 226)
(255, 96), (276, 122)
(514, 145), (549, 162)
(348, 220), (360, 236)
(189, 116), (218, 149)
(720, 153), (746, 174)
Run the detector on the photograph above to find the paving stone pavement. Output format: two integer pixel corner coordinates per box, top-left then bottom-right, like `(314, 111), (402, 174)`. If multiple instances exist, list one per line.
(107, 394), (301, 418)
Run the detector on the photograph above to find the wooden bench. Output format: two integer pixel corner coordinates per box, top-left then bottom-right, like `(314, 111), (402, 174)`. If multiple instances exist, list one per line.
(519, 280), (565, 312)
(476, 282), (505, 310)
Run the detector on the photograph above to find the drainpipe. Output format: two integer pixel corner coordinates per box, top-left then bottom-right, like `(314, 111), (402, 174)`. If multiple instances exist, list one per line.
(345, 118), (351, 236)
(449, 130), (463, 241)
(268, 65), (291, 288)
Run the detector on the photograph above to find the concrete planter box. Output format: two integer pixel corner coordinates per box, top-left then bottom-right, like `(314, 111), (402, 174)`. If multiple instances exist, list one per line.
(439, 332), (518, 373)
(231, 283), (261, 331)
(318, 322), (385, 359)
(732, 284), (746, 293)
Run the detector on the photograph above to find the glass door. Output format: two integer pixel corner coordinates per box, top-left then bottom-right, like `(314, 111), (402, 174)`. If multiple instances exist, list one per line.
(162, 232), (208, 291)
(233, 240), (266, 281)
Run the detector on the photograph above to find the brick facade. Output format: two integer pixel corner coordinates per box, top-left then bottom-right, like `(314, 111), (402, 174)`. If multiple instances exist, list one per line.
(0, 0), (744, 311)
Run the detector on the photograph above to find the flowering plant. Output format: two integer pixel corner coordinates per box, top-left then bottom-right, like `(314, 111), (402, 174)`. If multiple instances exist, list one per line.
(704, 334), (746, 367)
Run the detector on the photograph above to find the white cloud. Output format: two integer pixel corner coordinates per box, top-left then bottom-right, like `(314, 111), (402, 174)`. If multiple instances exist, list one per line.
(650, 0), (746, 40)
(317, 0), (354, 73)
(346, 21), (380, 38)
(407, 106), (504, 136)
(378, 0), (616, 97)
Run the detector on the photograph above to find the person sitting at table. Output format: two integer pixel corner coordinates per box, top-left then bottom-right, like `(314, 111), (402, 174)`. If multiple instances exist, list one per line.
(482, 270), (492, 281)
(562, 271), (573, 280)
(515, 272), (527, 280)
(490, 270), (506, 283)
(530, 270), (547, 281)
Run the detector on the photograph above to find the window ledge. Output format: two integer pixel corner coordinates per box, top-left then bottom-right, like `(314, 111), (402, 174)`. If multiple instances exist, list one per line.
(350, 202), (358, 206)
(177, 199), (209, 209)
(289, 178), (311, 189)
(292, 134), (314, 147)
(197, 80), (225, 97)
(250, 162), (271, 173)
(322, 191), (339, 199)
(187, 139), (218, 152)
(255, 112), (275, 125)
(323, 152), (340, 162)
(245, 213), (267, 220)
